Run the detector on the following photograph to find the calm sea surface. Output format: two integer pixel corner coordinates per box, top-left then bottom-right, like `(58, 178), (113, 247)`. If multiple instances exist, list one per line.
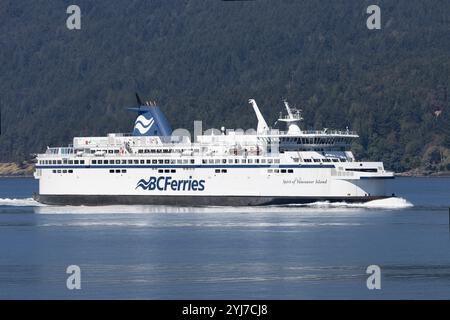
(0, 177), (449, 299)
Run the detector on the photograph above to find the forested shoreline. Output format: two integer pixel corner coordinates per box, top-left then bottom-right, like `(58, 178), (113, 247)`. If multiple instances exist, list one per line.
(1, 1), (449, 174)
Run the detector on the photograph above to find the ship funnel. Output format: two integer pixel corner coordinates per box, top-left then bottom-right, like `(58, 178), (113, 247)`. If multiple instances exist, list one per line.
(128, 95), (172, 137)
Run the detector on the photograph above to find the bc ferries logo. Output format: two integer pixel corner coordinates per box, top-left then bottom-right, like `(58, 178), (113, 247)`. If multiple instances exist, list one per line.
(134, 115), (154, 134)
(136, 176), (206, 191)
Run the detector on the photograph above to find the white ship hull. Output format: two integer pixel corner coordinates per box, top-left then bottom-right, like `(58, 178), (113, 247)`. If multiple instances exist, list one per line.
(34, 165), (393, 206)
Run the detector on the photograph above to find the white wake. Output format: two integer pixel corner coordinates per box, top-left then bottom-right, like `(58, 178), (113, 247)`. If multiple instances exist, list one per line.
(296, 197), (413, 209)
(0, 197), (43, 206)
(0, 197), (413, 212)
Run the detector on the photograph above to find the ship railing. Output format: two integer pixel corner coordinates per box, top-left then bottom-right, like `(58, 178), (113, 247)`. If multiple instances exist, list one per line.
(276, 129), (358, 136)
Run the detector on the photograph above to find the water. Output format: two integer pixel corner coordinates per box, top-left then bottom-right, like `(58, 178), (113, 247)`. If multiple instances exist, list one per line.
(0, 177), (449, 299)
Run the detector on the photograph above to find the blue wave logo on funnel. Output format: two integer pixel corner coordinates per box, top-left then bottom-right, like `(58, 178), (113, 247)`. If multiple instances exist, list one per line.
(134, 115), (155, 135)
(128, 95), (172, 137)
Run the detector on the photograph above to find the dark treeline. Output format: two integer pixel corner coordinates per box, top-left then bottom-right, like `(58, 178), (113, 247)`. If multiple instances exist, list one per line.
(1, 0), (449, 172)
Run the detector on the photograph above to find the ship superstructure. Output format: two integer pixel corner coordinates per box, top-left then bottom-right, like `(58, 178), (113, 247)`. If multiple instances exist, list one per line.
(33, 97), (394, 205)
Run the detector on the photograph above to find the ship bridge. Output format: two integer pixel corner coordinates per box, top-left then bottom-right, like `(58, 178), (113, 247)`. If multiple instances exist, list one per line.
(250, 99), (358, 152)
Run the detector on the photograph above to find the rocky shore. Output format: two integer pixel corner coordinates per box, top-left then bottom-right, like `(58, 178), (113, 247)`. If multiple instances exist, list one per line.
(0, 162), (35, 177)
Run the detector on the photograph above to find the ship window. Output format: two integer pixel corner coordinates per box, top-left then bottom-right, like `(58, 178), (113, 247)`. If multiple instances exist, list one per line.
(109, 169), (114, 173)
(157, 149), (162, 153)
(274, 169), (279, 173)
(304, 159), (312, 163)
(221, 169), (227, 173)
(57, 170), (61, 173)
(313, 159), (321, 163)
(121, 169), (126, 173)
(164, 169), (170, 173)
(74, 160), (79, 164)
(190, 159), (195, 164)
(114, 150), (119, 154)
(170, 160), (175, 164)
(268, 159), (273, 164)
(332, 159), (339, 162)
(146, 160), (151, 164)
(323, 159), (331, 163)
(288, 169), (294, 173)
(92, 160), (97, 164)
(228, 159), (233, 164)
(171, 169), (176, 173)
(138, 149), (143, 154)
(68, 170), (73, 173)
(152, 160), (157, 164)
(242, 159), (247, 163)
(268, 169), (273, 173)
(151, 149), (156, 153)
(202, 159), (207, 164)
(340, 159), (347, 162)
(222, 159), (226, 164)
(62, 159), (67, 164)
(52, 170), (56, 173)
(134, 160), (139, 164)
(80, 160), (85, 164)
(104, 160), (109, 164)
(158, 160), (164, 164)
(248, 159), (253, 164)
(108, 150), (113, 154)
(164, 160), (170, 164)
(116, 160), (120, 164)
(158, 169), (163, 173)
(140, 160), (145, 164)
(98, 160), (103, 164)
(182, 159), (188, 164)
(144, 149), (150, 153)
(209, 159), (214, 164)
(215, 169), (220, 173)
(128, 160), (132, 164)
(275, 159), (280, 164)
(235, 159), (239, 164)
(116, 169), (120, 173)
(281, 169), (286, 173)
(68, 160), (73, 164)
(261, 159), (266, 164)
(177, 159), (182, 164)
(255, 159), (260, 164)
(57, 160), (62, 164)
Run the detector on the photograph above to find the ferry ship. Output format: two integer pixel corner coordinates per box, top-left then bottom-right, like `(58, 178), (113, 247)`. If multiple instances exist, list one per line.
(33, 96), (394, 206)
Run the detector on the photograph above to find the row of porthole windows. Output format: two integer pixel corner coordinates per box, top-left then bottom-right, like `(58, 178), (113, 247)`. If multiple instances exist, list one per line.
(52, 169), (73, 174)
(109, 169), (127, 174)
(40, 158), (346, 166)
(138, 149), (200, 154)
(41, 160), (85, 165)
(158, 169), (177, 173)
(304, 158), (346, 163)
(93, 159), (195, 165)
(268, 169), (294, 174)
(202, 158), (280, 164)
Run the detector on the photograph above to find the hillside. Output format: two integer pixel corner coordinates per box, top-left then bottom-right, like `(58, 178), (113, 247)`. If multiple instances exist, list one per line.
(1, 0), (449, 173)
